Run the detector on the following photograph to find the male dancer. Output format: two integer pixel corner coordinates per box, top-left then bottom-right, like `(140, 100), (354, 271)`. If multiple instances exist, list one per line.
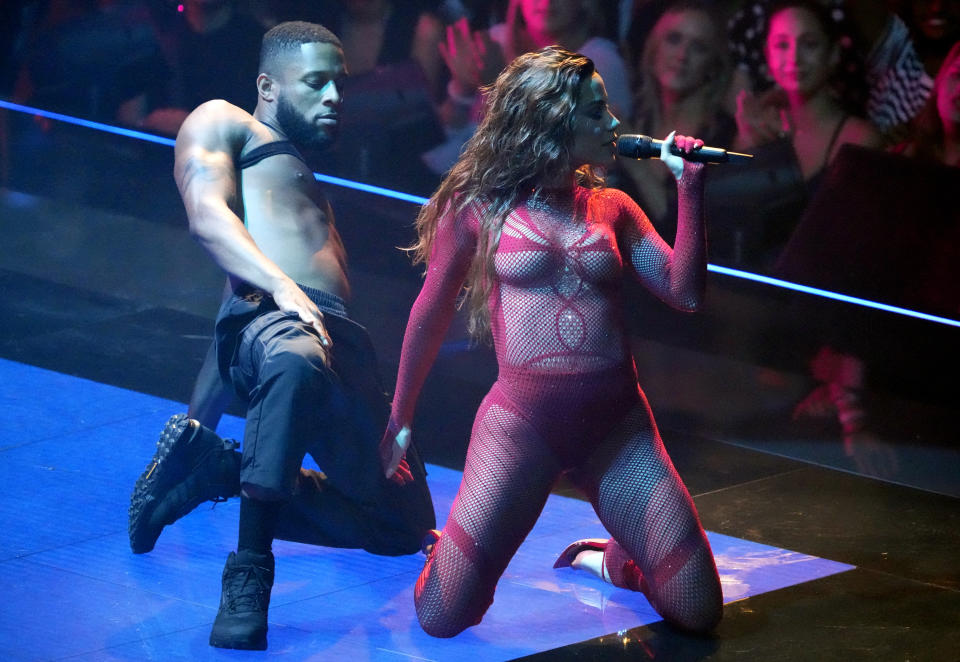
(127, 22), (435, 650)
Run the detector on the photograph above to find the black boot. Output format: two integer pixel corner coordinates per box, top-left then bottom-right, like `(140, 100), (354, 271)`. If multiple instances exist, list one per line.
(209, 550), (275, 650)
(128, 414), (241, 553)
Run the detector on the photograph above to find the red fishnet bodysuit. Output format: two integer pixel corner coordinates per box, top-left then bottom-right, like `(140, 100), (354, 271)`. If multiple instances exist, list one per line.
(391, 168), (722, 637)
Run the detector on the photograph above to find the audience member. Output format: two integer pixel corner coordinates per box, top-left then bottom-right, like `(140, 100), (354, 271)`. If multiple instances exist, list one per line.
(1, 0), (34, 98)
(723, 0), (882, 268)
(615, 1), (735, 240)
(423, 0), (630, 175)
(134, 0), (264, 136)
(737, 0), (880, 176)
(893, 0), (960, 75)
(12, 0), (168, 123)
(747, 4), (929, 479)
(892, 39), (960, 164)
(324, 1), (447, 102)
(735, 1), (882, 177)
(7, 0), (175, 210)
(243, 0), (336, 29)
(728, 0), (933, 136)
(493, 0), (630, 117)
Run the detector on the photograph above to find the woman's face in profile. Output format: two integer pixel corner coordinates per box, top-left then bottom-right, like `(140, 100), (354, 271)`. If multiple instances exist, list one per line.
(650, 9), (717, 97)
(569, 72), (620, 168)
(765, 7), (837, 97)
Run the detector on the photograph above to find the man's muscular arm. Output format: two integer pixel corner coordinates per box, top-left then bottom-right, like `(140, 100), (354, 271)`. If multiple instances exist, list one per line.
(174, 101), (331, 347)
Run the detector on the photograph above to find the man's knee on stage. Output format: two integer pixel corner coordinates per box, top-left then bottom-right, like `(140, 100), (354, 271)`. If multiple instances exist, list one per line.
(240, 482), (289, 502)
(237, 439), (308, 503)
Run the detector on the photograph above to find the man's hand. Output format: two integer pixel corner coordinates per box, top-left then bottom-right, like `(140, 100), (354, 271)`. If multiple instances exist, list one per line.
(379, 423), (413, 485)
(272, 279), (333, 357)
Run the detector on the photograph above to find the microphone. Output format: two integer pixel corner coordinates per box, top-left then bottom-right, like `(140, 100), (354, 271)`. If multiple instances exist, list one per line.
(617, 134), (753, 164)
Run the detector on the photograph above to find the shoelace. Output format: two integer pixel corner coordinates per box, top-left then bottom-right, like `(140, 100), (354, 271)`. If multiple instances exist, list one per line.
(225, 563), (271, 612)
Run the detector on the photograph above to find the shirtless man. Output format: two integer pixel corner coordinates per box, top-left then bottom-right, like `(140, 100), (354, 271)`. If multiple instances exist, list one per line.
(127, 22), (435, 651)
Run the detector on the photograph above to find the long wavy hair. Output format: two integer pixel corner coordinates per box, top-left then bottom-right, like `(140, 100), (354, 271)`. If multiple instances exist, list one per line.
(632, 1), (731, 137)
(409, 46), (603, 339)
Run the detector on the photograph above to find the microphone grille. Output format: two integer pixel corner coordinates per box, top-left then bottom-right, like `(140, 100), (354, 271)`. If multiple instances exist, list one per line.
(616, 134), (642, 155)
(616, 134), (657, 158)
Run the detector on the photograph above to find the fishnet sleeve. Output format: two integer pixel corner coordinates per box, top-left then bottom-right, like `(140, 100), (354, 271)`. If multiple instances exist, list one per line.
(389, 205), (479, 428)
(621, 163), (707, 311)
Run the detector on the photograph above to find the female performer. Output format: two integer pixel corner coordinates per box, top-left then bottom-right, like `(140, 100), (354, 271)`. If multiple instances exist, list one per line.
(380, 46), (723, 637)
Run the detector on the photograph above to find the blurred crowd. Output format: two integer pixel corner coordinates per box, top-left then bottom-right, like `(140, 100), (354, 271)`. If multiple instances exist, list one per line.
(2, 0), (958, 278)
(3, 1), (957, 270)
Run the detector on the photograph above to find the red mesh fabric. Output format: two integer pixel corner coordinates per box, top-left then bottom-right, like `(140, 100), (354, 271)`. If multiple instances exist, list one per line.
(568, 401), (722, 632)
(414, 395), (564, 637)
(391, 172), (705, 427)
(397, 170), (719, 636)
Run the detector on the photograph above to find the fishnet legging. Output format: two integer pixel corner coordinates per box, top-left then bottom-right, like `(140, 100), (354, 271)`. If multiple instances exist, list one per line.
(414, 382), (722, 638)
(570, 402), (723, 631)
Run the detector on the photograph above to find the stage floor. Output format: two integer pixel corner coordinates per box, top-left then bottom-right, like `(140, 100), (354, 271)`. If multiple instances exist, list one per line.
(0, 357), (858, 661)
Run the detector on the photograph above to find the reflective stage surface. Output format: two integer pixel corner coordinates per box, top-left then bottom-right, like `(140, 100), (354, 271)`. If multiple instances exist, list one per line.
(0, 359), (854, 660)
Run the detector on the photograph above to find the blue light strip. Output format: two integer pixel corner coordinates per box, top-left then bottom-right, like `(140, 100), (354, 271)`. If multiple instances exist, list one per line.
(0, 100), (429, 204)
(313, 173), (429, 205)
(2, 99), (958, 328)
(0, 99), (176, 146)
(708, 264), (960, 327)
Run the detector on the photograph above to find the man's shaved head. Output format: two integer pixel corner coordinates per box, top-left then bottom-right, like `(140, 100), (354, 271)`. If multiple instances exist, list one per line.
(259, 21), (342, 75)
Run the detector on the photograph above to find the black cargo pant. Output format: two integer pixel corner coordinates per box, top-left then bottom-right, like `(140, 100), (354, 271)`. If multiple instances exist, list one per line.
(215, 284), (436, 556)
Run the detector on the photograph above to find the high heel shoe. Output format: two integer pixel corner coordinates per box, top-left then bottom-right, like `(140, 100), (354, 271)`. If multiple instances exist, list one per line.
(554, 537), (646, 593)
(552, 538), (608, 568)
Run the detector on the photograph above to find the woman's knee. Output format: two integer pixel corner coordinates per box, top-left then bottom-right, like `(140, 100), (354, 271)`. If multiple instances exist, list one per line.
(663, 593), (723, 634)
(414, 584), (488, 638)
(651, 557), (724, 634)
(413, 549), (494, 638)
(415, 606), (472, 639)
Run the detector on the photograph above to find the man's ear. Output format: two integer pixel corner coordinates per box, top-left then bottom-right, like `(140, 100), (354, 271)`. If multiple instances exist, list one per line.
(257, 73), (276, 101)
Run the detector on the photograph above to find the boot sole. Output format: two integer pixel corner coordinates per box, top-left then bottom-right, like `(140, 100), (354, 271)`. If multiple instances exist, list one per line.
(209, 632), (268, 650)
(128, 414), (197, 554)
